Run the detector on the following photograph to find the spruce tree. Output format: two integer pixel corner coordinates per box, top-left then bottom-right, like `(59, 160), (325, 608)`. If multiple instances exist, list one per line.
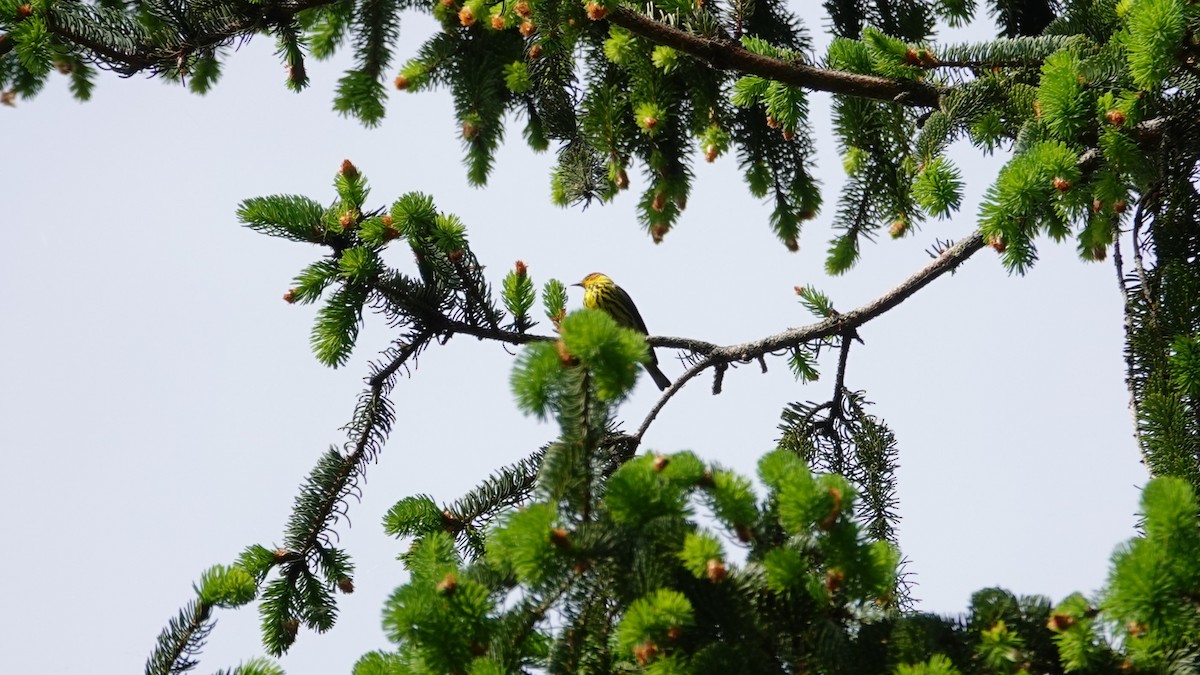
(5, 0), (1200, 672)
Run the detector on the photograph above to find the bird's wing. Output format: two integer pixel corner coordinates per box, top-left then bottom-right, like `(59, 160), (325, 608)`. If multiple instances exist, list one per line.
(613, 285), (651, 335)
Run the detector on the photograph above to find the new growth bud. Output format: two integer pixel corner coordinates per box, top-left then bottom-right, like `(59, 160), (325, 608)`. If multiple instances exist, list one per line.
(706, 559), (726, 583)
(585, 1), (607, 19)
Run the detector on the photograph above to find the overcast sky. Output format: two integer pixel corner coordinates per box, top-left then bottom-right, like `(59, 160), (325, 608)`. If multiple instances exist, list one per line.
(1, 8), (1147, 674)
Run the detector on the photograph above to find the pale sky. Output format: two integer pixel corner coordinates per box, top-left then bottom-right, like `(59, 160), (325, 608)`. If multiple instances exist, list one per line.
(1, 8), (1146, 673)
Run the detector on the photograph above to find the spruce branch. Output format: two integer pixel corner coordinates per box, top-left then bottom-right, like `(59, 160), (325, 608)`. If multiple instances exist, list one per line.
(605, 7), (945, 108)
(634, 230), (986, 442)
(42, 0), (334, 77)
(145, 600), (214, 675)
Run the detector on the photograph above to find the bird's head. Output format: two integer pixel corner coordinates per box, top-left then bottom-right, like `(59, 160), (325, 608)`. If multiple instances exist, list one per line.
(575, 272), (613, 289)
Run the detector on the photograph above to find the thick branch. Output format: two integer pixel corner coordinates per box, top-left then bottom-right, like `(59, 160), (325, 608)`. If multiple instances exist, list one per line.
(606, 7), (945, 108)
(634, 231), (986, 440)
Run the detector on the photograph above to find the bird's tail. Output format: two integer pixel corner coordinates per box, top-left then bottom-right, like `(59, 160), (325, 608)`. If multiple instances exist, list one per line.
(645, 363), (672, 391)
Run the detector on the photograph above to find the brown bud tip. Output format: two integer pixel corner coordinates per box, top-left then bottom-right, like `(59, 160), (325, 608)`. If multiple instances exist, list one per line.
(889, 219), (907, 238)
(436, 572), (458, 595)
(1127, 621), (1146, 637)
(448, 249), (464, 262)
(1053, 176), (1071, 192)
(705, 558), (727, 583)
(529, 43), (543, 59)
(988, 234), (1007, 253)
(825, 568), (846, 593)
(704, 143), (719, 162)
(615, 169), (629, 190)
(284, 618), (300, 638)
(394, 74), (410, 90)
(1106, 109), (1126, 126)
(918, 49), (938, 66)
(1032, 101), (1042, 118)
(642, 115), (659, 130)
(441, 509), (463, 532)
(799, 209), (816, 220)
(652, 455), (669, 472)
(282, 288), (299, 304)
(904, 48), (921, 66)
(782, 129), (795, 141)
(1046, 613), (1075, 632)
(339, 211), (356, 229)
(288, 62), (306, 83)
(514, 0), (531, 15)
(340, 159), (359, 179)
(490, 14), (506, 29)
(819, 486), (842, 530)
(461, 121), (479, 140)
(784, 237), (799, 252)
(519, 19), (536, 36)
(734, 523), (753, 543)
(337, 577), (355, 594)
(556, 339), (575, 365)
(549, 527), (571, 549)
(1091, 245), (1107, 261)
(633, 641), (660, 665)
(572, 560), (591, 574)
(55, 60), (74, 75)
(514, 260), (528, 277)
(458, 7), (475, 25)
(440, 0), (455, 6)
(0, 89), (15, 108)
(675, 194), (687, 211)
(697, 470), (715, 488)
(1092, 198), (1104, 214)
(381, 214), (394, 227)
(273, 547), (291, 561)
(651, 191), (667, 212)
(16, 3), (33, 19)
(585, 1), (607, 19)
(1113, 199), (1127, 213)
(765, 114), (780, 129)
(666, 625), (683, 641)
(651, 224), (667, 244)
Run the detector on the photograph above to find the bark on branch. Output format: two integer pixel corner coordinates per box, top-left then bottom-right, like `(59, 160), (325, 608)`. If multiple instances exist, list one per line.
(606, 7), (946, 108)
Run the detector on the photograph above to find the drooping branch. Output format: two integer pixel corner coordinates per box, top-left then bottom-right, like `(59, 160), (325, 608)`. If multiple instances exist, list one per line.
(605, 7), (946, 108)
(40, 0), (334, 77)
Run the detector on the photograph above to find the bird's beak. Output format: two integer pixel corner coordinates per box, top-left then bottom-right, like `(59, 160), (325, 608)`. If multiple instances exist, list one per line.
(571, 282), (582, 287)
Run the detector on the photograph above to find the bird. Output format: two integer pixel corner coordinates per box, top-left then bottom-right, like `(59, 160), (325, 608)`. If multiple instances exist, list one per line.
(574, 272), (672, 391)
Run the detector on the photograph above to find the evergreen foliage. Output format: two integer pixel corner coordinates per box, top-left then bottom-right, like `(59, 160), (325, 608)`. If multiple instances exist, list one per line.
(9, 0), (1200, 671)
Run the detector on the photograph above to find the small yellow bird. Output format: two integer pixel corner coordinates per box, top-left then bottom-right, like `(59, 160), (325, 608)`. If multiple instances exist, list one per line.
(575, 273), (672, 391)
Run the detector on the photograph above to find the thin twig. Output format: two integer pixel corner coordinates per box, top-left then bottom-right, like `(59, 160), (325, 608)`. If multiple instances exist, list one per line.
(1112, 222), (1143, 446)
(633, 231), (986, 441)
(829, 333), (854, 420)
